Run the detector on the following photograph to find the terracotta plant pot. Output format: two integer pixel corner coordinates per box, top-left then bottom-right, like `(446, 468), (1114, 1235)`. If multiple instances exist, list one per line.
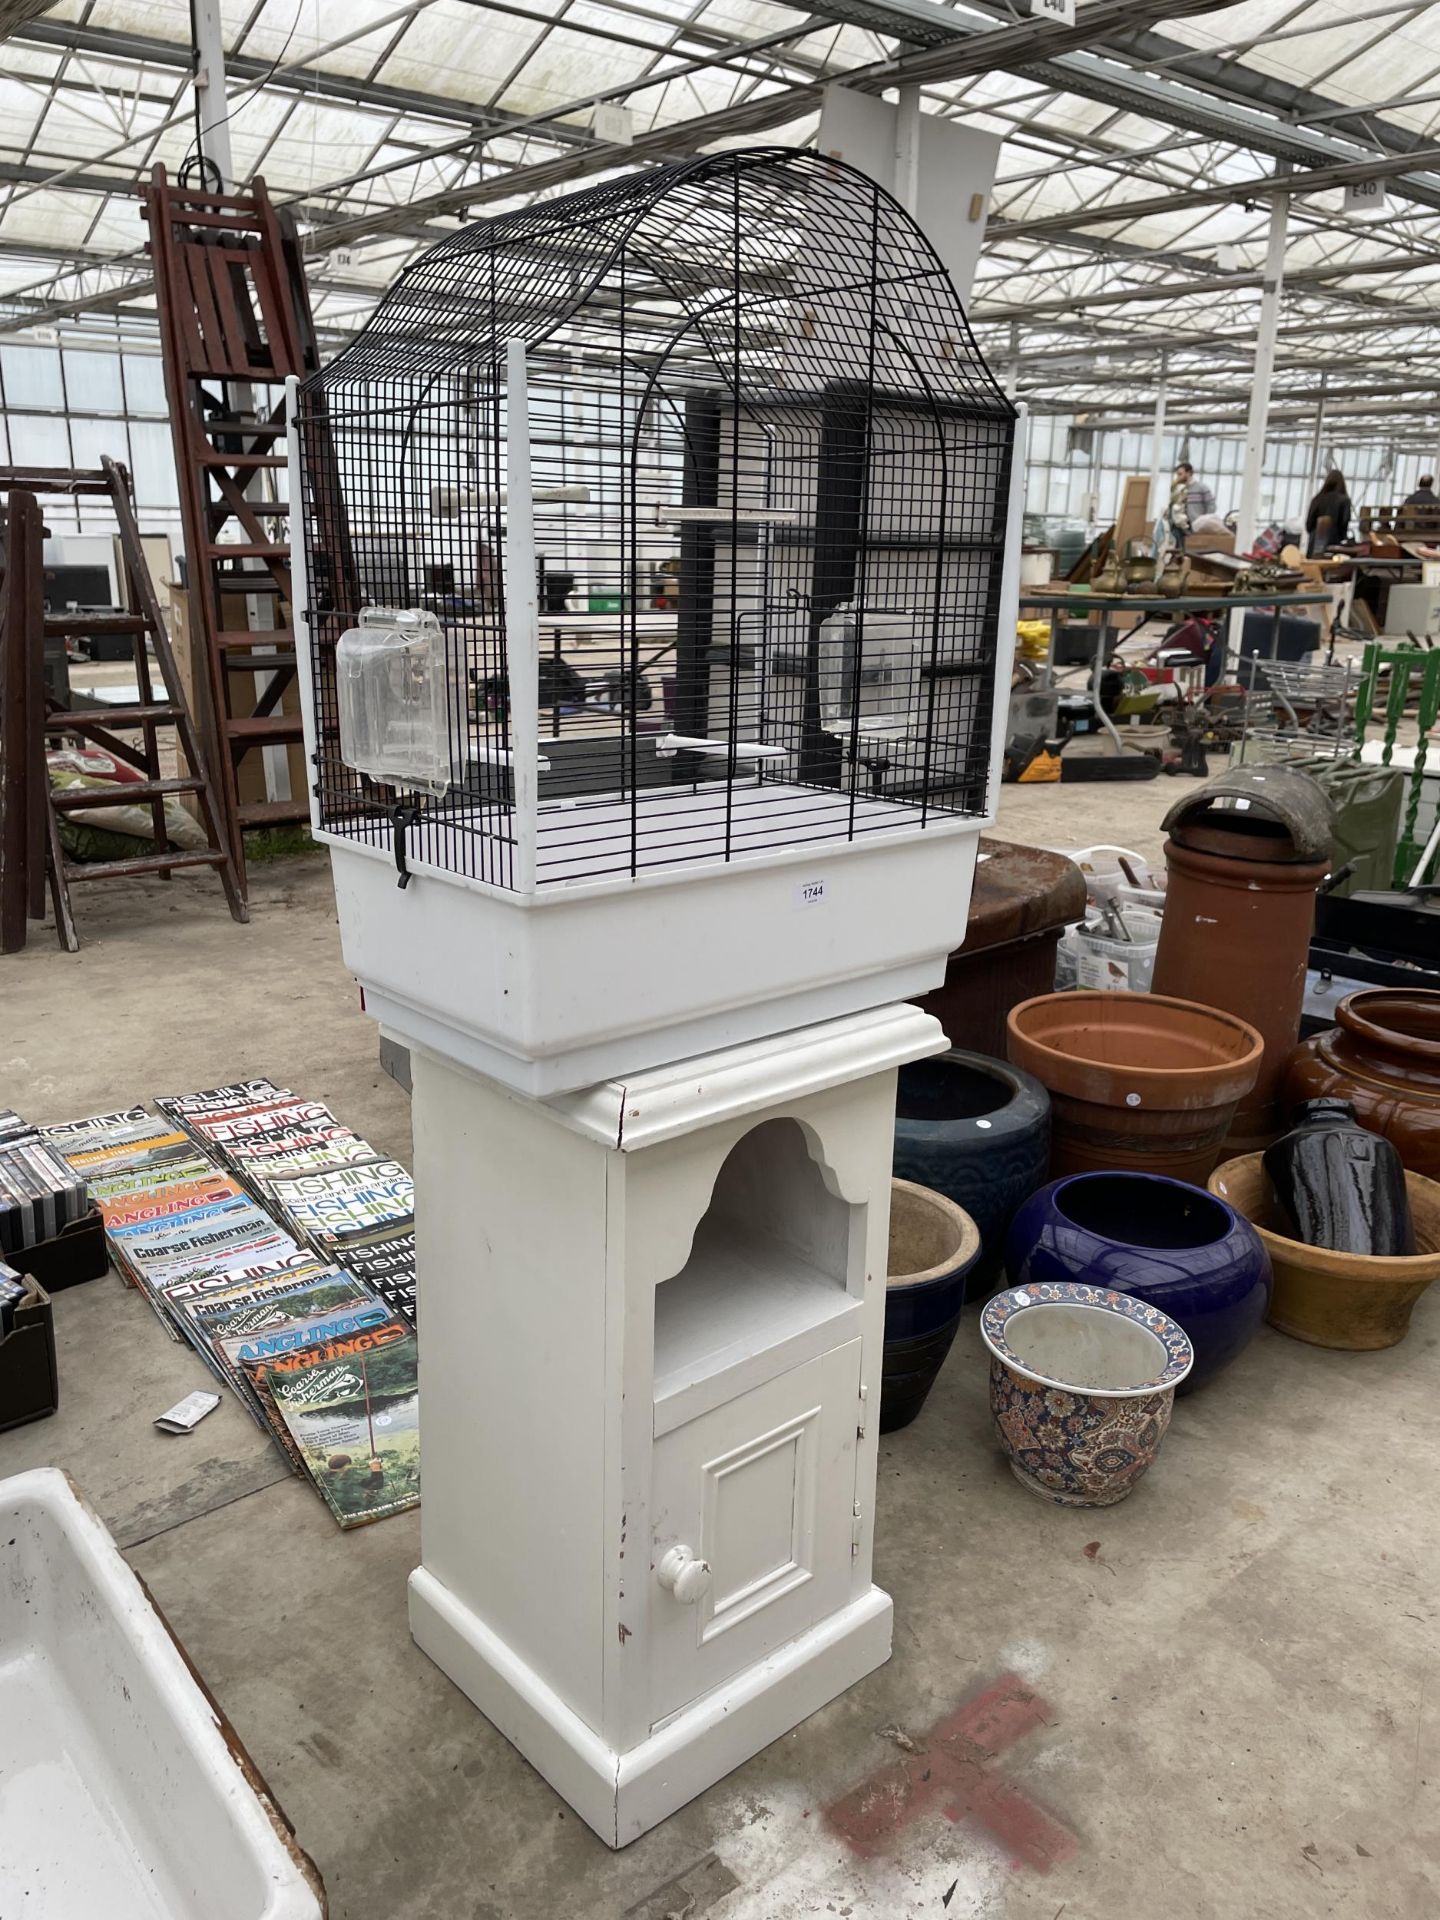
(1004, 1172), (1271, 1393)
(1208, 1154), (1440, 1350)
(881, 1180), (981, 1432)
(891, 1048), (1050, 1296)
(1282, 989), (1440, 1181)
(1006, 990), (1264, 1185)
(980, 1281), (1193, 1506)
(1152, 841), (1330, 1155)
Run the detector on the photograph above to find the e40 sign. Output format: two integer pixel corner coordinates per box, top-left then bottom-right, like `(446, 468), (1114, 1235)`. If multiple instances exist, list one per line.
(1030, 0), (1077, 21)
(1346, 179), (1388, 215)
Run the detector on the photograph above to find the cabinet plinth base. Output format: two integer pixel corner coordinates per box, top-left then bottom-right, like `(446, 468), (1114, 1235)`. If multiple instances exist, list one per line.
(409, 1565), (893, 1848)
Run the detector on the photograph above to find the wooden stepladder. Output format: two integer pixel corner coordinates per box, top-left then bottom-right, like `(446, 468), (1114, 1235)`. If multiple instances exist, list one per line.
(143, 165), (324, 886)
(0, 459), (246, 952)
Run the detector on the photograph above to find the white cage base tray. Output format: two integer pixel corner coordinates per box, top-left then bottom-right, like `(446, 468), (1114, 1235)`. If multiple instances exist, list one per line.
(410, 1564), (893, 1848)
(0, 1469), (323, 1920)
(328, 808), (981, 1095)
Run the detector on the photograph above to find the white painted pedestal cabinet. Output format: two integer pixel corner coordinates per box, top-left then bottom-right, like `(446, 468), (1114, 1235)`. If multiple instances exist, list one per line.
(405, 1002), (944, 1845)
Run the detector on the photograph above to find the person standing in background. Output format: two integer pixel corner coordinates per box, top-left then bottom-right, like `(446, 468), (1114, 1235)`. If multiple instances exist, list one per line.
(1404, 475), (1438, 509)
(1167, 461), (1216, 538)
(1305, 468), (1351, 555)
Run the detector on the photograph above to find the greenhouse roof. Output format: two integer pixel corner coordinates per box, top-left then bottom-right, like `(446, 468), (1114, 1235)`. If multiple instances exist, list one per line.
(3, 0), (1440, 437)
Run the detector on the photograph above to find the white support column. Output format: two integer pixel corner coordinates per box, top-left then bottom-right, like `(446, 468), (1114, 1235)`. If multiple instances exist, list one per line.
(1308, 370), (1328, 495)
(893, 86), (921, 215)
(191, 0), (234, 187)
(1148, 352), (1169, 524)
(1235, 175), (1290, 553)
(504, 338), (540, 895)
(1004, 319), (1020, 400)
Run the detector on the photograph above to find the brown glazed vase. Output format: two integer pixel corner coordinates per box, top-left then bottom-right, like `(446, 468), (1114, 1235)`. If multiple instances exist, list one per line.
(1006, 990), (1264, 1186)
(1152, 840), (1330, 1156)
(1282, 990), (1440, 1181)
(1209, 1154), (1440, 1350)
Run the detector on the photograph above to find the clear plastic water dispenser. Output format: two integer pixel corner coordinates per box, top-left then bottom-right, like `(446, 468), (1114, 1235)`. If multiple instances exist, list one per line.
(336, 606), (452, 796)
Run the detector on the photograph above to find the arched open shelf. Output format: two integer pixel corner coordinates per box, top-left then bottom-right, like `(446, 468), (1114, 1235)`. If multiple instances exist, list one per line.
(653, 1117), (864, 1428)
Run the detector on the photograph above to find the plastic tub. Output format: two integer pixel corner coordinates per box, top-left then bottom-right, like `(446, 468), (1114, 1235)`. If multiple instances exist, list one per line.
(1113, 882), (1167, 916)
(1056, 908), (1162, 993)
(1062, 845), (1165, 910)
(0, 1468), (324, 1920)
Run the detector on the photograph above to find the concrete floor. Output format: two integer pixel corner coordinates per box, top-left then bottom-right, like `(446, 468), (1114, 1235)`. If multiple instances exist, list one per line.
(3, 777), (1436, 1920)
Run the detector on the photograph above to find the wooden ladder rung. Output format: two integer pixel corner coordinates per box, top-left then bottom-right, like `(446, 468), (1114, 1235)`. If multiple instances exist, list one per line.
(238, 798), (310, 828)
(44, 613), (150, 636)
(204, 541), (290, 559)
(47, 703), (183, 728)
(144, 184), (264, 215)
(223, 659), (297, 676)
(62, 849), (227, 882)
(197, 450), (287, 468)
(50, 777), (203, 811)
(212, 574), (286, 594)
(216, 629), (296, 650)
(196, 417), (287, 436)
(227, 715), (305, 744)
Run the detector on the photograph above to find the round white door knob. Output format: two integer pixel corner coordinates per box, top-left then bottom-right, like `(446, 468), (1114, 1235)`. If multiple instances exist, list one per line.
(657, 1544), (712, 1605)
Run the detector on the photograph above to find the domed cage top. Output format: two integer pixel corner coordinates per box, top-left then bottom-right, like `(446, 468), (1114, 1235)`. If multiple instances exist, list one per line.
(294, 146), (1018, 896)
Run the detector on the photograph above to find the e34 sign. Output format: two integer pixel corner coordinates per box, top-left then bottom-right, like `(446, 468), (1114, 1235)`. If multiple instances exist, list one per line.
(1030, 0), (1077, 21)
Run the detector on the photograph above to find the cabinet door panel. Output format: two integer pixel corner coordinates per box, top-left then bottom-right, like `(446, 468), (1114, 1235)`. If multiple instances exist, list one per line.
(650, 1340), (861, 1725)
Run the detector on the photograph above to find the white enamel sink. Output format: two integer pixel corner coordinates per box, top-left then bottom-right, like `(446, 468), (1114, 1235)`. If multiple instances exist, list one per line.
(0, 1468), (325, 1919)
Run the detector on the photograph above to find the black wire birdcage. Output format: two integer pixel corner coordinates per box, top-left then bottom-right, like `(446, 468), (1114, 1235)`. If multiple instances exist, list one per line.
(296, 145), (1017, 894)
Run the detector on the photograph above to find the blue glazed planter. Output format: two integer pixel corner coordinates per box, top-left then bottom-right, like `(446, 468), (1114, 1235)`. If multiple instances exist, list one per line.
(882, 1179), (982, 1432)
(893, 1049), (1050, 1300)
(1004, 1172), (1271, 1394)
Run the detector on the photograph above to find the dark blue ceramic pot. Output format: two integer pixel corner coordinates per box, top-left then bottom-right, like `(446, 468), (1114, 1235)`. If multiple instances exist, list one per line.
(883, 1179), (982, 1432)
(892, 1048), (1050, 1301)
(1004, 1171), (1271, 1394)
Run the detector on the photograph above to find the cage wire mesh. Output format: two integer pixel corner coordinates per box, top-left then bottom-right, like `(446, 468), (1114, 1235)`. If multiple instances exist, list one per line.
(297, 146), (1017, 893)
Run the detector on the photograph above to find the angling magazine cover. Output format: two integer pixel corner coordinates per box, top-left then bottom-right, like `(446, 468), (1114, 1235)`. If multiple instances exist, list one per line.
(239, 1136), (383, 1191)
(234, 1299), (404, 1379)
(157, 1081), (286, 1121)
(197, 1103), (338, 1151)
(158, 1246), (323, 1307)
(111, 1194), (271, 1265)
(336, 1228), (417, 1325)
(100, 1176), (244, 1229)
(41, 1106), (150, 1143)
(213, 1285), (391, 1432)
(84, 1153), (219, 1200)
(137, 1218), (301, 1289)
(264, 1331), (421, 1528)
(63, 1127), (194, 1172)
(193, 1266), (367, 1344)
(267, 1162), (415, 1246)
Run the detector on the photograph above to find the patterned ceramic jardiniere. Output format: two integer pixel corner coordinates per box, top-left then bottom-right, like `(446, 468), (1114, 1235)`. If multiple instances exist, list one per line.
(981, 1282), (1194, 1507)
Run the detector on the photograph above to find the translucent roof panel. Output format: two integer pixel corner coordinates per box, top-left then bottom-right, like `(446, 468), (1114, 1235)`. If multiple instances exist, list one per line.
(3, 0), (1440, 434)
